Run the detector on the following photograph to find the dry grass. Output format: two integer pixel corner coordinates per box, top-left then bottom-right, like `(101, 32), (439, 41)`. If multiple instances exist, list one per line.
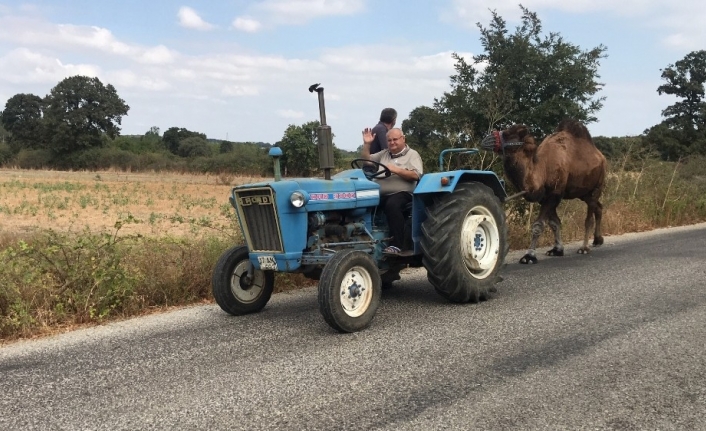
(505, 159), (706, 251)
(2, 163), (704, 249)
(0, 169), (263, 238)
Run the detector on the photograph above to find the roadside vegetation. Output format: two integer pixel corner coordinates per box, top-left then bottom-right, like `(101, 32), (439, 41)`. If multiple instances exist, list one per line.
(2, 6), (706, 342)
(1, 157), (704, 342)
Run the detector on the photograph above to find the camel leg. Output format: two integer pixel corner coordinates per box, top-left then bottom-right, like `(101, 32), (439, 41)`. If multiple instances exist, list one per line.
(592, 199), (604, 247)
(520, 203), (551, 264)
(577, 197), (602, 254)
(546, 200), (564, 257)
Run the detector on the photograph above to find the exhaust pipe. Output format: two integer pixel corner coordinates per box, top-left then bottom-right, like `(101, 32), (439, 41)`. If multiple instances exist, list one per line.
(309, 83), (335, 180)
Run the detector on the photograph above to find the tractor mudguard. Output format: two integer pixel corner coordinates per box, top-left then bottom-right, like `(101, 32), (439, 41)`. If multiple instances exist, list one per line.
(413, 170), (507, 200)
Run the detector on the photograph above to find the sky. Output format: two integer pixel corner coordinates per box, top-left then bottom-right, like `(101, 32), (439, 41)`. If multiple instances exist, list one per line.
(1, 1), (704, 151)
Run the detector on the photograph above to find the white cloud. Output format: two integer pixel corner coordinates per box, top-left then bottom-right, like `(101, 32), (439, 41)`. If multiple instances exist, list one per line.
(232, 16), (262, 33)
(443, 0), (706, 50)
(650, 7), (706, 50)
(108, 69), (171, 91)
(57, 24), (131, 55)
(277, 109), (305, 119)
(255, 0), (366, 25)
(138, 45), (178, 65)
(177, 6), (214, 31)
(444, 0), (663, 23)
(0, 48), (100, 84)
(222, 85), (259, 96)
(0, 17), (178, 65)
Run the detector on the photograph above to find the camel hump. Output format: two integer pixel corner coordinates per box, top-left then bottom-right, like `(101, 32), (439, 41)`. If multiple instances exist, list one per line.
(555, 119), (593, 142)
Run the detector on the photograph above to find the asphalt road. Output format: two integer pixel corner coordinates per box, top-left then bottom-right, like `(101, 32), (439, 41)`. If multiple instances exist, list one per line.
(2, 224), (705, 430)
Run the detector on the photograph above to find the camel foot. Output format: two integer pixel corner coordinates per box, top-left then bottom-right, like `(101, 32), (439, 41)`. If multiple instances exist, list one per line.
(593, 236), (604, 247)
(519, 254), (538, 264)
(577, 247), (591, 255)
(545, 247), (564, 256)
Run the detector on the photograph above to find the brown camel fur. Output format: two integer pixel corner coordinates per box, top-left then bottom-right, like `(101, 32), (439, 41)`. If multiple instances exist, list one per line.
(481, 119), (607, 264)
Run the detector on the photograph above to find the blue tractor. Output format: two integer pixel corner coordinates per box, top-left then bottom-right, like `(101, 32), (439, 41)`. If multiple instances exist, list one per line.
(212, 84), (509, 333)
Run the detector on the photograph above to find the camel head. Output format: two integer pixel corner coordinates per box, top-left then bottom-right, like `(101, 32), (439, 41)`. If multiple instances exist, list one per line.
(480, 124), (536, 154)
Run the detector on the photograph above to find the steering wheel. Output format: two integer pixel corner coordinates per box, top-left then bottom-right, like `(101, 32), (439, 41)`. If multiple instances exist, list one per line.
(351, 158), (392, 180)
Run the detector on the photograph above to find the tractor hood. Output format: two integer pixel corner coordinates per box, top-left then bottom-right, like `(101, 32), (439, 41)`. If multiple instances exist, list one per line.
(228, 168), (380, 270)
(231, 168), (380, 213)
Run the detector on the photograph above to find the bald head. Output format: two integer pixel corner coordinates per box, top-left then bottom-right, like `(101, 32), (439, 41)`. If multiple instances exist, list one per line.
(386, 128), (406, 153)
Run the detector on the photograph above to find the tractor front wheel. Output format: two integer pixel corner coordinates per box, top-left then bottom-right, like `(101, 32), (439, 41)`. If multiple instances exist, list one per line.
(318, 249), (382, 333)
(212, 245), (275, 315)
(420, 183), (508, 303)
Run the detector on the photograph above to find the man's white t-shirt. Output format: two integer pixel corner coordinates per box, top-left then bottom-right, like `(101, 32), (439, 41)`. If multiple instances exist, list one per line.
(369, 146), (424, 195)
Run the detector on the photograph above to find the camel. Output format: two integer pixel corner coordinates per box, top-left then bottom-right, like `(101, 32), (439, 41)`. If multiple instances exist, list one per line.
(480, 119), (607, 264)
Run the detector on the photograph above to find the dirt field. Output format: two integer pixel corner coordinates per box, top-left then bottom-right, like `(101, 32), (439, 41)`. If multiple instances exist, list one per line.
(0, 169), (262, 238)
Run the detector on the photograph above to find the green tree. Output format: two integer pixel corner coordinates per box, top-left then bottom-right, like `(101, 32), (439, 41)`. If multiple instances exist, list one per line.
(162, 127), (206, 155)
(657, 50), (706, 135)
(43, 76), (129, 155)
(645, 50), (706, 159)
(277, 122), (320, 177)
(177, 136), (212, 157)
(220, 140), (234, 153)
(142, 126), (164, 153)
(111, 126), (164, 154)
(401, 106), (451, 172)
(1, 93), (45, 152)
(435, 6), (607, 142)
(276, 121), (343, 177)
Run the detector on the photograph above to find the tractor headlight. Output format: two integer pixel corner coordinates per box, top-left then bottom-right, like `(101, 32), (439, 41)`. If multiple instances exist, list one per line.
(290, 191), (308, 208)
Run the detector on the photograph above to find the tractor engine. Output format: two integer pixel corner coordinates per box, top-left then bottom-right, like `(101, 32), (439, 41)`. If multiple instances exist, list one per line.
(306, 211), (373, 250)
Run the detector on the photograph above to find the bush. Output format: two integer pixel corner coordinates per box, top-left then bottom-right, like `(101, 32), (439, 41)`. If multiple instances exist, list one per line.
(0, 141), (13, 165)
(177, 137), (213, 158)
(0, 226), (234, 340)
(15, 149), (54, 169)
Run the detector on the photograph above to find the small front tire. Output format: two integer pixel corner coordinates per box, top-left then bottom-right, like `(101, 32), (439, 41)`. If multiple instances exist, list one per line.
(212, 245), (275, 315)
(318, 250), (382, 333)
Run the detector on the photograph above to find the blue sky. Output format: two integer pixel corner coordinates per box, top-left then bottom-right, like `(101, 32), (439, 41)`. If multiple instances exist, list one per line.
(1, 1), (704, 151)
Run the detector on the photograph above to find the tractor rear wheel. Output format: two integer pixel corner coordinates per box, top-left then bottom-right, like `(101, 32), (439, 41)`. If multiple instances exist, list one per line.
(212, 245), (275, 315)
(420, 183), (508, 303)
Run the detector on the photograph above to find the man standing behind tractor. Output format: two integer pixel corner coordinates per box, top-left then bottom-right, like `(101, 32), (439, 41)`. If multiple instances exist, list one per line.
(369, 108), (397, 154)
(361, 127), (423, 254)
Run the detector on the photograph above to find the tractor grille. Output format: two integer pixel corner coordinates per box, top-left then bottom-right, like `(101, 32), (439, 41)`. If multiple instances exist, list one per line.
(234, 188), (283, 252)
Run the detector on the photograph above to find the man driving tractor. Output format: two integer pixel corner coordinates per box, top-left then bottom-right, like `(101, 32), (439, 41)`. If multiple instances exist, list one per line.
(360, 127), (423, 254)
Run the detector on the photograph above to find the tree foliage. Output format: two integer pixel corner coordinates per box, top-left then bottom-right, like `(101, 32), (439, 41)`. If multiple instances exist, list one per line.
(276, 121), (343, 177)
(43, 76), (129, 155)
(657, 50), (706, 134)
(177, 136), (213, 158)
(0, 93), (45, 151)
(112, 126), (165, 154)
(163, 127), (207, 155)
(401, 106), (451, 172)
(434, 6), (607, 146)
(644, 50), (706, 160)
(220, 140), (234, 153)
(276, 122), (320, 177)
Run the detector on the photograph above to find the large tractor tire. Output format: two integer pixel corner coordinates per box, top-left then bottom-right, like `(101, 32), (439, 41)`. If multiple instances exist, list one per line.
(212, 245), (275, 315)
(420, 182), (508, 303)
(318, 249), (382, 333)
